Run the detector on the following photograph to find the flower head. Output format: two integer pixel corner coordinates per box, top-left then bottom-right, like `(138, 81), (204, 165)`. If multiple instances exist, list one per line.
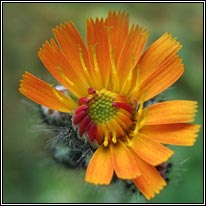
(19, 11), (200, 200)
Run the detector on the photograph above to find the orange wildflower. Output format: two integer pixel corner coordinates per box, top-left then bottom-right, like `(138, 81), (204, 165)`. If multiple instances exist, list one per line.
(19, 11), (200, 200)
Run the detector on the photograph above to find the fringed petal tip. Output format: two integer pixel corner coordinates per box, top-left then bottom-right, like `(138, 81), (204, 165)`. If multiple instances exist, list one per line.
(85, 146), (114, 185)
(144, 100), (199, 125)
(51, 20), (74, 32)
(19, 71), (33, 93)
(184, 124), (201, 146)
(85, 177), (111, 186)
(87, 10), (129, 25)
(19, 71), (75, 113)
(144, 180), (167, 200)
(132, 157), (167, 200)
(140, 123), (201, 146)
(87, 17), (104, 26)
(108, 10), (129, 17)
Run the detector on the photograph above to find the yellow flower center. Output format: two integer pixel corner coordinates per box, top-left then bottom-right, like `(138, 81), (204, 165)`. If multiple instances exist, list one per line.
(73, 88), (135, 146)
(88, 89), (117, 124)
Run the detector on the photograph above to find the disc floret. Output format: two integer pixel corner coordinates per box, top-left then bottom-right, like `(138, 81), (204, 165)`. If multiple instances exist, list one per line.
(73, 88), (134, 145)
(88, 89), (118, 124)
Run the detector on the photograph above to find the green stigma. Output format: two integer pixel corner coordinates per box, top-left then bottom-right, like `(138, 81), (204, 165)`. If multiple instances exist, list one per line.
(88, 90), (117, 124)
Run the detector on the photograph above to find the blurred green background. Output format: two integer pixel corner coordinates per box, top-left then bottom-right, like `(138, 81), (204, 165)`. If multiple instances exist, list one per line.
(3, 2), (203, 203)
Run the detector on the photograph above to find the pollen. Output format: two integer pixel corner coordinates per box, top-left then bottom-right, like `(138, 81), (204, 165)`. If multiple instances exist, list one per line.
(88, 89), (118, 124)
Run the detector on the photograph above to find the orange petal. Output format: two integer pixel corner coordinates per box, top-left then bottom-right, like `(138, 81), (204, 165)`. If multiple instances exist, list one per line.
(132, 156), (166, 200)
(143, 101), (198, 125)
(131, 133), (174, 166)
(135, 33), (183, 101)
(19, 72), (76, 113)
(139, 32), (182, 83)
(137, 54), (184, 101)
(85, 145), (113, 185)
(38, 38), (88, 98)
(140, 124), (201, 146)
(117, 25), (148, 90)
(105, 11), (129, 64)
(52, 22), (91, 89)
(53, 21), (90, 70)
(110, 141), (141, 179)
(87, 18), (110, 89)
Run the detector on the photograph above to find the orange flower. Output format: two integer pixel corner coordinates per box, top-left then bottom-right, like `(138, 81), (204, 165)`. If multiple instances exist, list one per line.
(19, 11), (200, 200)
